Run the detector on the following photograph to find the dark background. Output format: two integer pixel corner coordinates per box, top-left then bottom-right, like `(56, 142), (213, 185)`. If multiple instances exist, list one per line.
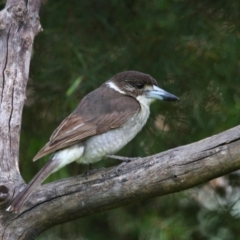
(3, 0), (240, 239)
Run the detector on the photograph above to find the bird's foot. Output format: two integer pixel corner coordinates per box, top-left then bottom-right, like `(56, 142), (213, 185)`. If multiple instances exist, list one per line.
(107, 155), (140, 162)
(107, 155), (140, 175)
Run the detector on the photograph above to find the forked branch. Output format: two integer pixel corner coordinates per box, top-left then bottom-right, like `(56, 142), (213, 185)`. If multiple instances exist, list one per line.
(3, 125), (240, 239)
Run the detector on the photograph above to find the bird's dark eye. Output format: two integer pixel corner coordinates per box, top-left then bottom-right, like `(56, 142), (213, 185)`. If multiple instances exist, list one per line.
(135, 82), (144, 89)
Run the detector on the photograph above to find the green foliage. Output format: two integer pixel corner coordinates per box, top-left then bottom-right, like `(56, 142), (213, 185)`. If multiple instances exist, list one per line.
(18, 0), (240, 239)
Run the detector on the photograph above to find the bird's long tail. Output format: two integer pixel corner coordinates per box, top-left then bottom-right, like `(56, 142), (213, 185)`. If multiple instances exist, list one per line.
(6, 159), (59, 213)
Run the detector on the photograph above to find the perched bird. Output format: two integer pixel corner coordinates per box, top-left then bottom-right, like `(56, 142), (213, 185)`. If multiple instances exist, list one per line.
(7, 70), (178, 212)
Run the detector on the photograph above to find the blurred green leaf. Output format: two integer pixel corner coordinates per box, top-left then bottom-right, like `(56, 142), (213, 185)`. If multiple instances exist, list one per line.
(66, 76), (83, 96)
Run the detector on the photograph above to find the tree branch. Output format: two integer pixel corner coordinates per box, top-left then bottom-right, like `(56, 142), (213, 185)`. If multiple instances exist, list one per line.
(3, 125), (240, 239)
(0, 0), (42, 239)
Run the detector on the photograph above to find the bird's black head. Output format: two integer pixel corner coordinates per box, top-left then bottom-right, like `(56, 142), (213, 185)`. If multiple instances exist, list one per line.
(110, 71), (157, 97)
(107, 70), (179, 104)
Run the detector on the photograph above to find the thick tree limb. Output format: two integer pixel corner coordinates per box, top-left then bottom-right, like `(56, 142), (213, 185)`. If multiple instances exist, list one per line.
(0, 0), (42, 239)
(3, 125), (240, 239)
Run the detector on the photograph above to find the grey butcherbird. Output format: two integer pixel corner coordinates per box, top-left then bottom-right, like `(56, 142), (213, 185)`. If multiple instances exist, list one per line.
(7, 70), (179, 213)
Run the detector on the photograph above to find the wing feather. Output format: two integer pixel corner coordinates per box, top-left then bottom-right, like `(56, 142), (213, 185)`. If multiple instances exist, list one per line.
(33, 86), (140, 161)
(33, 109), (139, 161)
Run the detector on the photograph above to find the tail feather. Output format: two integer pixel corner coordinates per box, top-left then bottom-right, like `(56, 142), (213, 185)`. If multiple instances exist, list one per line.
(6, 159), (59, 213)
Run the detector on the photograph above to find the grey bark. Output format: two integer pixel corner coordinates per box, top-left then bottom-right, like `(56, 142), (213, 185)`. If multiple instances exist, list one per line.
(3, 125), (240, 240)
(0, 0), (42, 239)
(1, 0), (240, 240)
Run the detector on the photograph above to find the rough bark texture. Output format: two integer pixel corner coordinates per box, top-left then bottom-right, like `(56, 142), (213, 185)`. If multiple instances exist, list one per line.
(0, 0), (42, 239)
(1, 1), (240, 240)
(2, 125), (240, 239)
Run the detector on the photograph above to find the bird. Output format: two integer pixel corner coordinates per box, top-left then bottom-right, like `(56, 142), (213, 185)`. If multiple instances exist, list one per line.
(7, 70), (179, 213)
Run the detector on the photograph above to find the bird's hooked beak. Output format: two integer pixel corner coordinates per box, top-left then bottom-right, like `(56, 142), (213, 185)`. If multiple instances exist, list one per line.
(145, 85), (179, 101)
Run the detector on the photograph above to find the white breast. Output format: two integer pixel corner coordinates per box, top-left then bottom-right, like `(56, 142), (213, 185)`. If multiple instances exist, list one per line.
(78, 102), (150, 164)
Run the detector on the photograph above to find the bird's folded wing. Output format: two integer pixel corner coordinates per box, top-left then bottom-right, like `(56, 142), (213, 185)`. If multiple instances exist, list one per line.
(33, 110), (138, 161)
